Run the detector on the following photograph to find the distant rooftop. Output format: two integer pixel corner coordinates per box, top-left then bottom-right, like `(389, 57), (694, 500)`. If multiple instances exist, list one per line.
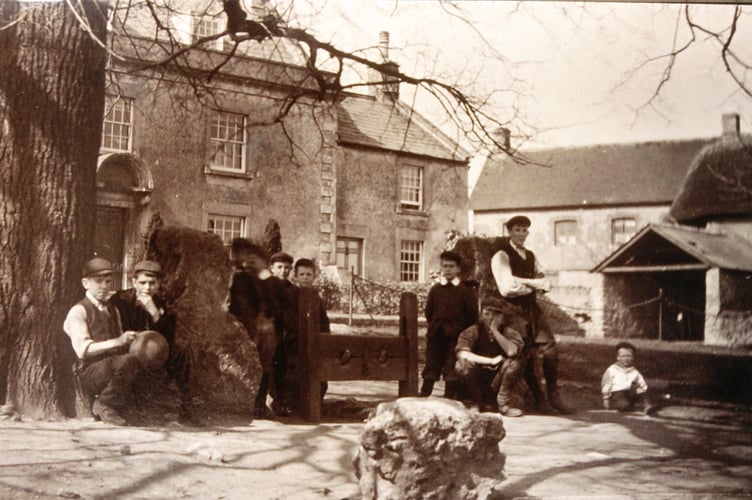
(471, 139), (712, 211)
(337, 95), (469, 163)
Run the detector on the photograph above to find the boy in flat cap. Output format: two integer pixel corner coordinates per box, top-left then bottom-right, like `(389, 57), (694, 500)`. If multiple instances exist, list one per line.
(63, 257), (144, 425)
(455, 297), (527, 416)
(269, 251), (294, 282)
(490, 215), (570, 414)
(109, 260), (193, 422)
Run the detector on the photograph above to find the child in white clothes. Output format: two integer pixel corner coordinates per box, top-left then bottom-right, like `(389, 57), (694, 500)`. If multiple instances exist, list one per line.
(601, 342), (648, 411)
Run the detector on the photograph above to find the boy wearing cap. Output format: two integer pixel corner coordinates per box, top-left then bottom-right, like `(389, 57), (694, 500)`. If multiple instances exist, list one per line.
(490, 215), (570, 414)
(63, 257), (144, 425)
(269, 251), (294, 282)
(109, 260), (193, 421)
(420, 251), (478, 400)
(455, 298), (526, 416)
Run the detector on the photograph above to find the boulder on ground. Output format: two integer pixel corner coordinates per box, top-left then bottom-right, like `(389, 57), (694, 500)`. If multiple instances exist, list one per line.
(354, 397), (506, 500)
(145, 226), (262, 424)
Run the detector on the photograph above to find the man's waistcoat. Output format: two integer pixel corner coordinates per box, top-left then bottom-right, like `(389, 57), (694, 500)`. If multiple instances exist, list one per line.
(79, 297), (121, 342)
(498, 237), (537, 309)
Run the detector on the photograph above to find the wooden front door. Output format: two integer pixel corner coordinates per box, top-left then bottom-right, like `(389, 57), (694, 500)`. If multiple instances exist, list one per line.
(94, 206), (126, 288)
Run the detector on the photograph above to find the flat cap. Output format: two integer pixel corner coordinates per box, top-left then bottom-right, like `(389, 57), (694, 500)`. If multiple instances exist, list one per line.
(133, 260), (162, 275)
(505, 215), (531, 230)
(480, 297), (505, 314)
(83, 257), (114, 278)
(270, 251), (293, 264)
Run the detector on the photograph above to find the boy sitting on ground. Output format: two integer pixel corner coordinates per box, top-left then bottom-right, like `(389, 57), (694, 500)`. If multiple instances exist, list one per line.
(63, 258), (148, 425)
(455, 298), (526, 416)
(601, 342), (648, 412)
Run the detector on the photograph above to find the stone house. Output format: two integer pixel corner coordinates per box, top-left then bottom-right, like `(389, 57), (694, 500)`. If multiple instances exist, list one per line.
(594, 114), (752, 346)
(94, 11), (469, 287)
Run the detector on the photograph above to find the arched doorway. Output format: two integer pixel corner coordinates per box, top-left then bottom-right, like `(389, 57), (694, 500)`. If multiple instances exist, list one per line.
(95, 153), (153, 289)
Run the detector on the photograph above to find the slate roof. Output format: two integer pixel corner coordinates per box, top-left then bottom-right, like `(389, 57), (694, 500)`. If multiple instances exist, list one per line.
(669, 134), (752, 224)
(337, 95), (469, 163)
(470, 139), (711, 211)
(593, 223), (752, 272)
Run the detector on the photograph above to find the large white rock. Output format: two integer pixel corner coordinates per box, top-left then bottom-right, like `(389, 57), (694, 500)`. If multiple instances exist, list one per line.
(355, 397), (506, 499)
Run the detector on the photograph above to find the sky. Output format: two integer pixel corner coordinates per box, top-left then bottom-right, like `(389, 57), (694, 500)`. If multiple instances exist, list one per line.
(289, 1), (752, 152)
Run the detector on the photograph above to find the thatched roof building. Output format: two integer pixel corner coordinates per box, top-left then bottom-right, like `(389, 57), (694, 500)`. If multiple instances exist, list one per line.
(670, 114), (752, 225)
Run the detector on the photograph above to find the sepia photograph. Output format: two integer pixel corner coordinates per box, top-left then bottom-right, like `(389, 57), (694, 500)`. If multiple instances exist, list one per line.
(1, 0), (751, 498)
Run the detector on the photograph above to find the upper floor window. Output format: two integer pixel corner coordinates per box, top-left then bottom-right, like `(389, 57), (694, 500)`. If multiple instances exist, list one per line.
(207, 214), (245, 246)
(400, 240), (423, 282)
(336, 237), (363, 276)
(101, 96), (132, 152)
(209, 111), (246, 173)
(554, 220), (578, 246)
(612, 217), (637, 245)
(400, 165), (423, 210)
(193, 15), (224, 50)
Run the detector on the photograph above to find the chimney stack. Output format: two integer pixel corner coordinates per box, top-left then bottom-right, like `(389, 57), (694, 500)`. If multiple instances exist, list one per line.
(721, 113), (740, 140)
(494, 127), (511, 151)
(379, 31), (390, 62)
(370, 31), (400, 102)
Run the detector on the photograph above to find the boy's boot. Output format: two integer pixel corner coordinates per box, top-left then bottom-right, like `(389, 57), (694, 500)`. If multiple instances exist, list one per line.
(419, 379), (435, 397)
(497, 358), (524, 417)
(443, 380), (461, 400)
(542, 352), (572, 414)
(254, 373), (273, 419)
(94, 356), (141, 426)
(523, 361), (549, 413)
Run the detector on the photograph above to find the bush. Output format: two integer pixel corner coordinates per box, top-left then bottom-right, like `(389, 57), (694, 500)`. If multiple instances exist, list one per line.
(315, 275), (432, 316)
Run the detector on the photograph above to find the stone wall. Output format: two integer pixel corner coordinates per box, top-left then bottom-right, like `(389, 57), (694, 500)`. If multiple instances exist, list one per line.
(471, 205), (669, 272)
(705, 268), (752, 346)
(336, 147), (468, 281)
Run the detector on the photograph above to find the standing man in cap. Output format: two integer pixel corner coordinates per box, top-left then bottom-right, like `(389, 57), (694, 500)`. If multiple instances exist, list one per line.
(110, 260), (193, 422)
(490, 215), (571, 414)
(63, 257), (144, 425)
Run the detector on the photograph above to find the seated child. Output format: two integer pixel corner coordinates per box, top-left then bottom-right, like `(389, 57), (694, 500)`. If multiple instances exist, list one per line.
(601, 342), (648, 412)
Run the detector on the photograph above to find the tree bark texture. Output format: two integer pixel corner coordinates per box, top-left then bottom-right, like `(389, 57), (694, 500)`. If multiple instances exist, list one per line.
(0, 1), (107, 418)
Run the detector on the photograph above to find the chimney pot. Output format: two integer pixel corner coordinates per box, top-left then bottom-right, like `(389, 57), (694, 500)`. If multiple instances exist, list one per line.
(379, 31), (390, 62)
(722, 113), (740, 138)
(494, 127), (511, 151)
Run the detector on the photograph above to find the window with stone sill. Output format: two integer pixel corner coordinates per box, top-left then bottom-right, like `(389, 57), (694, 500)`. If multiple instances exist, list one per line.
(193, 15), (225, 51)
(101, 95), (133, 153)
(207, 214), (245, 247)
(208, 110), (247, 174)
(400, 240), (423, 282)
(400, 164), (424, 211)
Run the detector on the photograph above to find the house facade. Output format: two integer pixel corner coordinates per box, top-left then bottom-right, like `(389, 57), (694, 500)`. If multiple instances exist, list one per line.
(94, 9), (469, 287)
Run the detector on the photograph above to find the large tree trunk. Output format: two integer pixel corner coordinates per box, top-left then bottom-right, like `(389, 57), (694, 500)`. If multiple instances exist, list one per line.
(0, 1), (106, 418)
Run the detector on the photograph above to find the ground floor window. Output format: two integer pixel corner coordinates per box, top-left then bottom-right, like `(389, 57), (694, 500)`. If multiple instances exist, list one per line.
(400, 240), (423, 282)
(207, 214), (245, 246)
(336, 237), (363, 275)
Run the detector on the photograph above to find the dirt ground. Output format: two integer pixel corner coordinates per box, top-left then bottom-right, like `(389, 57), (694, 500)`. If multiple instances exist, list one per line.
(1, 377), (751, 500)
